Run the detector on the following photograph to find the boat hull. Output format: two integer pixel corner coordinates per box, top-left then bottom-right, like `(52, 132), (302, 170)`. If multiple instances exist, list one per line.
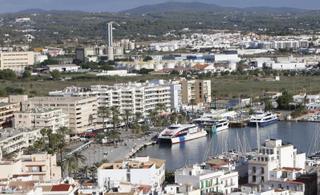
(208, 125), (229, 133)
(248, 119), (278, 127)
(158, 131), (207, 144)
(214, 125), (229, 133)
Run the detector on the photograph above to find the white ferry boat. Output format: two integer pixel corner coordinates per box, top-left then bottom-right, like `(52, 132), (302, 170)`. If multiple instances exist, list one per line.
(158, 124), (207, 144)
(248, 112), (278, 127)
(193, 117), (229, 133)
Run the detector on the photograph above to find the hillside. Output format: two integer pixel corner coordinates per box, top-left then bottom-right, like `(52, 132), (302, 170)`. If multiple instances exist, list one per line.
(122, 2), (306, 15)
(0, 3), (320, 47)
(122, 2), (231, 14)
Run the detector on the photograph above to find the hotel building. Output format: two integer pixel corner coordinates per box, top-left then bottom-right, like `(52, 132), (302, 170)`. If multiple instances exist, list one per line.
(21, 96), (97, 134)
(14, 108), (69, 132)
(49, 80), (182, 117)
(0, 51), (35, 73)
(180, 79), (212, 105)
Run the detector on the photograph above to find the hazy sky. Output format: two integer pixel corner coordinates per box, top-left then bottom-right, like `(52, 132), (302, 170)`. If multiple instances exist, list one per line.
(0, 0), (320, 13)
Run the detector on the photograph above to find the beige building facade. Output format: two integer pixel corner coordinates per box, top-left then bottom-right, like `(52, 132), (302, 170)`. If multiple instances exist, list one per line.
(0, 51), (35, 73)
(180, 79), (212, 105)
(0, 128), (42, 158)
(22, 96), (97, 134)
(0, 153), (61, 182)
(14, 108), (69, 132)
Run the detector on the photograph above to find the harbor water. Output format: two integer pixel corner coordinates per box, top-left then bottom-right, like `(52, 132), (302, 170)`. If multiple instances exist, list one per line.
(136, 121), (320, 170)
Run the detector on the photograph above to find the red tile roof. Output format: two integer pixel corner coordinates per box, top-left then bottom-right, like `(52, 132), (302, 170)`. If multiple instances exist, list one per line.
(282, 167), (303, 172)
(51, 184), (71, 192)
(193, 64), (209, 70)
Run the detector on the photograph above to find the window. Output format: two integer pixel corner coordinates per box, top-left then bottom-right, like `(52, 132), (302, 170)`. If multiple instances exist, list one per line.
(261, 176), (264, 182)
(252, 176), (256, 183)
(252, 166), (256, 173)
(261, 167), (264, 174)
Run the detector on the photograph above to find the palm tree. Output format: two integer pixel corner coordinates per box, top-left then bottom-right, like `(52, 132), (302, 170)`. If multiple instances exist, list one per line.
(135, 112), (143, 121)
(98, 106), (110, 129)
(64, 156), (76, 177)
(57, 126), (70, 135)
(178, 111), (187, 124)
(81, 165), (89, 179)
(1, 151), (17, 161)
(56, 127), (71, 178)
(123, 109), (132, 131)
(64, 152), (87, 177)
(147, 110), (157, 126)
(88, 114), (95, 129)
(110, 106), (120, 132)
(170, 112), (179, 124)
(190, 99), (196, 113)
(108, 130), (120, 145)
(155, 103), (166, 115)
(89, 166), (97, 181)
(131, 112), (143, 134)
(155, 103), (167, 126)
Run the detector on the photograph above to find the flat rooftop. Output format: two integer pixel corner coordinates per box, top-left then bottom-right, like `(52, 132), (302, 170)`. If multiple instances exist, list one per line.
(17, 107), (61, 113)
(29, 96), (95, 102)
(0, 128), (39, 142)
(47, 64), (79, 68)
(0, 102), (12, 107)
(99, 158), (165, 170)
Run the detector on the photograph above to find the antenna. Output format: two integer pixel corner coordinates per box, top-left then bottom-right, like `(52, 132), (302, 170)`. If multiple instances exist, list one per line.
(106, 21), (119, 62)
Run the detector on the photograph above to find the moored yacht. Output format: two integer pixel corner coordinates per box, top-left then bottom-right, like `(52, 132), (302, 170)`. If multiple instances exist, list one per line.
(158, 124), (207, 144)
(193, 117), (229, 133)
(248, 112), (278, 127)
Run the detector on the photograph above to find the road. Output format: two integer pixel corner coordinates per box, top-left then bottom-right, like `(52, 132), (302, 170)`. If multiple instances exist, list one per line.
(79, 130), (159, 166)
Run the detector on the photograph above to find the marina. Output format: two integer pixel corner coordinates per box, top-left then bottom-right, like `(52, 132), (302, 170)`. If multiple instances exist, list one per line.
(136, 121), (320, 170)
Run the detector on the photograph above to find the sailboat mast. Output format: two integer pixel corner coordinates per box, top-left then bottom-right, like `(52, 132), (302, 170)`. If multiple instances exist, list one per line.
(256, 122), (260, 153)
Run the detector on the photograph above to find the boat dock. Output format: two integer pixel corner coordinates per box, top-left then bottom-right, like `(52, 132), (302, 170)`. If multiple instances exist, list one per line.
(126, 141), (157, 159)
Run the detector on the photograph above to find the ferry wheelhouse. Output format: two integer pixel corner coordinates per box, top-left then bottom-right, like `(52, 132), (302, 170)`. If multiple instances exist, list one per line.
(158, 124), (207, 144)
(193, 117), (229, 133)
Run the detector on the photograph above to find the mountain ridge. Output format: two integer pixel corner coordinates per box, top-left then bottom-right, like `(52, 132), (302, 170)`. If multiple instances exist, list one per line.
(121, 1), (309, 15)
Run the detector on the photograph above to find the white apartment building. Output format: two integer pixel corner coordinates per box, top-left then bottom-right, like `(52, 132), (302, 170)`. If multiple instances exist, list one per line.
(0, 128), (41, 159)
(49, 80), (182, 116)
(164, 184), (201, 195)
(14, 108), (69, 132)
(0, 102), (20, 129)
(175, 164), (239, 195)
(231, 185), (303, 195)
(97, 156), (165, 193)
(47, 64), (80, 73)
(271, 62), (306, 70)
(0, 51), (35, 73)
(21, 96), (97, 134)
(0, 153), (61, 182)
(248, 139), (306, 190)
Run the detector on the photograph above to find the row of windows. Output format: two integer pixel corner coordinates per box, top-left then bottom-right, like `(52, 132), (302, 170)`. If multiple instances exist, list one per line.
(251, 175), (264, 183)
(252, 166), (265, 174)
